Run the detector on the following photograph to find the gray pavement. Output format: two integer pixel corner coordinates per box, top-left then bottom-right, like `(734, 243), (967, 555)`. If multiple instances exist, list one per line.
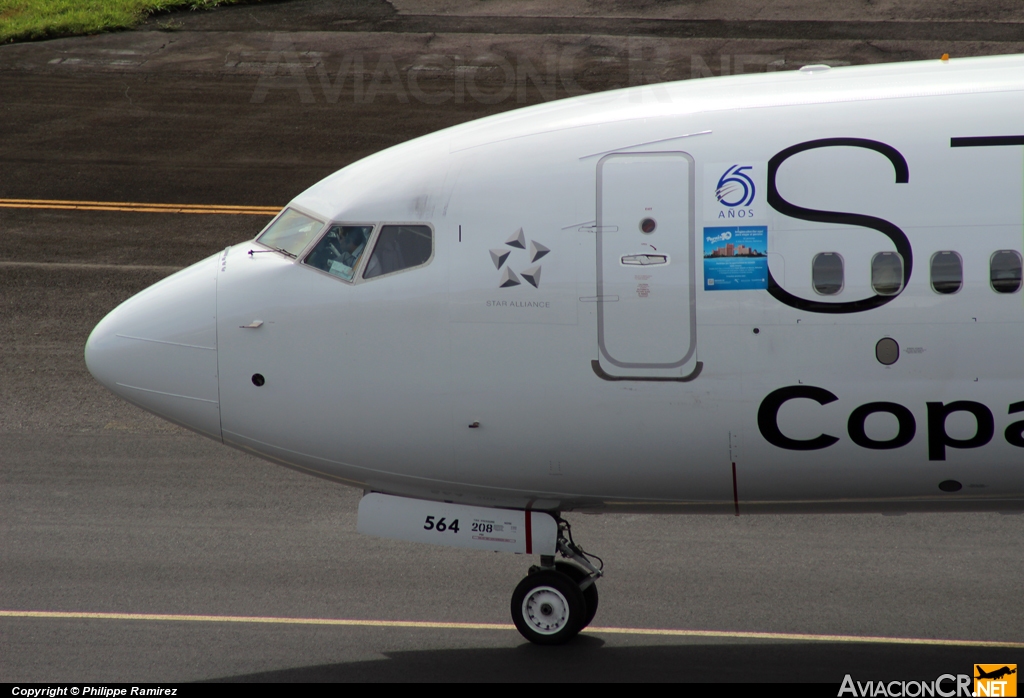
(2, 0), (1023, 683)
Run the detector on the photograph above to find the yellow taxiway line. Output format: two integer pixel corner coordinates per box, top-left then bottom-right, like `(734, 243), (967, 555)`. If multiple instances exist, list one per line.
(0, 198), (280, 215)
(2, 610), (1022, 648)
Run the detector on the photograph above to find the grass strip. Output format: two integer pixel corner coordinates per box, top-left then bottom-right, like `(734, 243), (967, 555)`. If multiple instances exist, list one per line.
(0, 0), (259, 45)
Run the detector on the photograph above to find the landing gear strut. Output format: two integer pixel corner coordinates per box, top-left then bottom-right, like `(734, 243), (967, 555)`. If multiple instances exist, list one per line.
(511, 517), (603, 645)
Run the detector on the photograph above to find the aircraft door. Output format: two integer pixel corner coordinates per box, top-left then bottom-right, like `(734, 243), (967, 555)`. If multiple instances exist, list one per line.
(595, 152), (699, 380)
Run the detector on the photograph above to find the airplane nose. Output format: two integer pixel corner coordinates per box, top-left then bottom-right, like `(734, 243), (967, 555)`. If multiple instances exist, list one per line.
(85, 253), (221, 440)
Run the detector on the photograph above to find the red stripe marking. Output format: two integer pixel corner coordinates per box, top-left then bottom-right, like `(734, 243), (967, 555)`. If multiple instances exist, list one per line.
(732, 462), (740, 516)
(524, 510), (533, 554)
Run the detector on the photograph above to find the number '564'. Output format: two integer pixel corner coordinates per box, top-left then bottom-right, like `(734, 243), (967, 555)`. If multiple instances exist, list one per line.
(423, 516), (459, 533)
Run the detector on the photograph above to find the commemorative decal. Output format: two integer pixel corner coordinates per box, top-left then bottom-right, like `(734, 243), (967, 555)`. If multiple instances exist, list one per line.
(703, 162), (769, 291)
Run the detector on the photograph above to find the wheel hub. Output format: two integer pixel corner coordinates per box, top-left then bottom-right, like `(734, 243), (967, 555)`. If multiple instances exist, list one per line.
(522, 586), (569, 634)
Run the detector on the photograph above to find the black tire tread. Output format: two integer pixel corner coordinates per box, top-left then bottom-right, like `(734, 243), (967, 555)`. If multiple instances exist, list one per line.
(555, 561), (599, 629)
(510, 570), (585, 645)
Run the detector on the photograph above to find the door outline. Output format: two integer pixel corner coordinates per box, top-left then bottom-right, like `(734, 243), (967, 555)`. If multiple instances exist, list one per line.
(596, 151), (698, 372)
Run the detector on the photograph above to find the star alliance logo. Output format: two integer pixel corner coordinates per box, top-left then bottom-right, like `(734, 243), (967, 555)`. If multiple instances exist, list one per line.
(490, 228), (549, 289)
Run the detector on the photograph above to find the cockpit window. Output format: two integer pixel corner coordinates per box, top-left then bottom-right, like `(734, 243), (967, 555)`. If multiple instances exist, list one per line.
(303, 225), (376, 281)
(363, 225), (433, 279)
(256, 209), (324, 257)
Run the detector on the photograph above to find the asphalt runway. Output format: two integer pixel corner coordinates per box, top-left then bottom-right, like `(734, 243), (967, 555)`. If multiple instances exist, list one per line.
(2, 0), (1024, 683)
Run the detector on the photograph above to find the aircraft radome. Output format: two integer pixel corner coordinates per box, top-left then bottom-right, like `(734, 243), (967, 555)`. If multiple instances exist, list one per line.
(86, 54), (1024, 644)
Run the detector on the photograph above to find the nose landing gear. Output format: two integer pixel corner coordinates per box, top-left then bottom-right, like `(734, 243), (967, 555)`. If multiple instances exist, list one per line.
(511, 518), (603, 645)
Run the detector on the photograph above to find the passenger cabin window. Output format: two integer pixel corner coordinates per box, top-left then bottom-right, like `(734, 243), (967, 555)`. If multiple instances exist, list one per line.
(303, 225), (375, 281)
(363, 225), (433, 279)
(990, 250), (1023, 294)
(256, 208), (324, 257)
(871, 252), (903, 296)
(930, 251), (963, 294)
(812, 253), (844, 295)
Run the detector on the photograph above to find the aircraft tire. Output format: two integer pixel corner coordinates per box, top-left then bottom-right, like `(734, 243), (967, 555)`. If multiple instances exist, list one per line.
(555, 561), (599, 630)
(511, 570), (586, 645)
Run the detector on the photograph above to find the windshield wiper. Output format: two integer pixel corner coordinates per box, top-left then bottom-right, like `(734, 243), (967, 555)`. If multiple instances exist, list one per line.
(248, 246), (297, 259)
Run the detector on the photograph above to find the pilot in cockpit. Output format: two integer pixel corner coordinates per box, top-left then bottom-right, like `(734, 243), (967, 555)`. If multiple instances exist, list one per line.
(305, 225), (379, 280)
(338, 228), (367, 267)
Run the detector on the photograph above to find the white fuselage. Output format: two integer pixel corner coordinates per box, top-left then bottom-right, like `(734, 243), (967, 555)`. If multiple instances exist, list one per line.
(86, 55), (1024, 514)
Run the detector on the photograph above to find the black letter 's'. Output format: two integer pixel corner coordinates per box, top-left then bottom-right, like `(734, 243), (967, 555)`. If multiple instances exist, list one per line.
(767, 138), (911, 314)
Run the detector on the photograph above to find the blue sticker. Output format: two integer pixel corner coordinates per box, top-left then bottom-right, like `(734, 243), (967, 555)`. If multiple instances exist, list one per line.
(703, 226), (768, 291)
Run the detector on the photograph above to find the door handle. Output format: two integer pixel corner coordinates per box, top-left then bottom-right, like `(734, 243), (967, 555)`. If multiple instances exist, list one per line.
(621, 254), (668, 266)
